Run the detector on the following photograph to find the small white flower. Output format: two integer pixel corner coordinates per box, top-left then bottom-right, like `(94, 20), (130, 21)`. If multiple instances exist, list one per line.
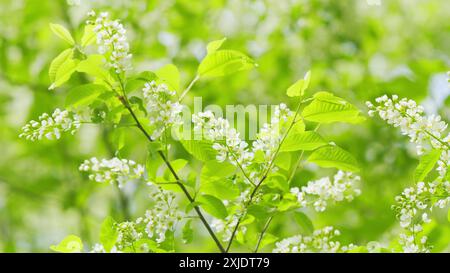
(19, 108), (80, 141)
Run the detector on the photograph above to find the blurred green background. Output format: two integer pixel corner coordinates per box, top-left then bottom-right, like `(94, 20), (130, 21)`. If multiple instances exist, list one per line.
(0, 0), (449, 252)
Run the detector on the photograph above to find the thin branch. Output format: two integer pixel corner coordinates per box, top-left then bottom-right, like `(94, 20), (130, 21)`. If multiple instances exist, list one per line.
(115, 75), (226, 253)
(254, 216), (273, 253)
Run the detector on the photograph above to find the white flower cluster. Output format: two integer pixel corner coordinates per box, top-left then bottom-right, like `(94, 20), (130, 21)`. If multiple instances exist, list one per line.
(398, 233), (429, 253)
(193, 111), (254, 169)
(211, 190), (254, 242)
(79, 157), (144, 187)
(368, 95), (450, 252)
(143, 188), (183, 243)
(252, 103), (293, 162)
(115, 221), (143, 250)
(273, 227), (355, 253)
(19, 108), (80, 141)
(86, 11), (132, 73)
(142, 81), (183, 139)
(367, 95), (449, 155)
(290, 171), (361, 212)
(192, 104), (293, 183)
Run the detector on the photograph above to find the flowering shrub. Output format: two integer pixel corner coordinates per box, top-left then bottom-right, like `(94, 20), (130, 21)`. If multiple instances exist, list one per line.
(19, 10), (448, 254)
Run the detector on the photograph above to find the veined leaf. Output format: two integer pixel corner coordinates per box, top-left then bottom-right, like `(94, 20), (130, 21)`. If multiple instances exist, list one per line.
(201, 160), (236, 181)
(198, 50), (256, 78)
(286, 70), (311, 97)
(307, 145), (360, 172)
(65, 83), (107, 109)
(49, 58), (79, 90)
(49, 49), (73, 83)
(76, 54), (114, 83)
(206, 37), (227, 54)
(50, 235), (83, 253)
(155, 64), (180, 91)
(99, 217), (118, 252)
(302, 92), (365, 124)
(293, 211), (314, 235)
(49, 23), (75, 45)
(414, 149), (442, 182)
(182, 220), (194, 244)
(197, 194), (228, 219)
(281, 131), (327, 152)
(81, 25), (96, 47)
(180, 139), (217, 161)
(200, 161), (239, 200)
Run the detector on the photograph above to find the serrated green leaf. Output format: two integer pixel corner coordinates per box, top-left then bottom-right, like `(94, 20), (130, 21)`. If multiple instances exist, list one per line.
(65, 83), (107, 109)
(50, 235), (83, 253)
(286, 70), (311, 97)
(302, 92), (365, 124)
(281, 131), (327, 152)
(206, 37), (227, 54)
(414, 149), (442, 182)
(49, 49), (73, 83)
(155, 64), (180, 91)
(180, 139), (217, 161)
(198, 50), (256, 78)
(201, 160), (236, 181)
(197, 194), (228, 219)
(49, 23), (75, 45)
(81, 25), (96, 47)
(182, 220), (194, 244)
(293, 211), (314, 235)
(99, 217), (118, 252)
(308, 145), (360, 172)
(49, 58), (79, 89)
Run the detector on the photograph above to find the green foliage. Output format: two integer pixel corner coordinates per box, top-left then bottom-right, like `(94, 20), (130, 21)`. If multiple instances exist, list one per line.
(197, 194), (228, 219)
(414, 149), (442, 182)
(50, 235), (83, 253)
(307, 145), (360, 172)
(286, 71), (311, 98)
(302, 92), (365, 124)
(49, 23), (75, 45)
(198, 50), (257, 78)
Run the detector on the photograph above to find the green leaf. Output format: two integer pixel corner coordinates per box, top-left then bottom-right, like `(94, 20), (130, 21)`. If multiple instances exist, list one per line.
(197, 194), (228, 219)
(198, 50), (256, 78)
(307, 145), (360, 172)
(180, 139), (217, 161)
(81, 25), (96, 47)
(65, 83), (107, 109)
(414, 149), (442, 182)
(182, 220), (194, 244)
(201, 160), (236, 181)
(286, 70), (311, 97)
(49, 23), (75, 45)
(76, 54), (114, 83)
(281, 131), (327, 152)
(293, 211), (314, 235)
(206, 37), (227, 54)
(49, 58), (79, 90)
(49, 49), (73, 83)
(258, 233), (279, 250)
(200, 161), (238, 199)
(274, 152), (291, 171)
(125, 71), (157, 93)
(155, 64), (180, 91)
(99, 217), (118, 252)
(50, 235), (83, 253)
(302, 92), (365, 124)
